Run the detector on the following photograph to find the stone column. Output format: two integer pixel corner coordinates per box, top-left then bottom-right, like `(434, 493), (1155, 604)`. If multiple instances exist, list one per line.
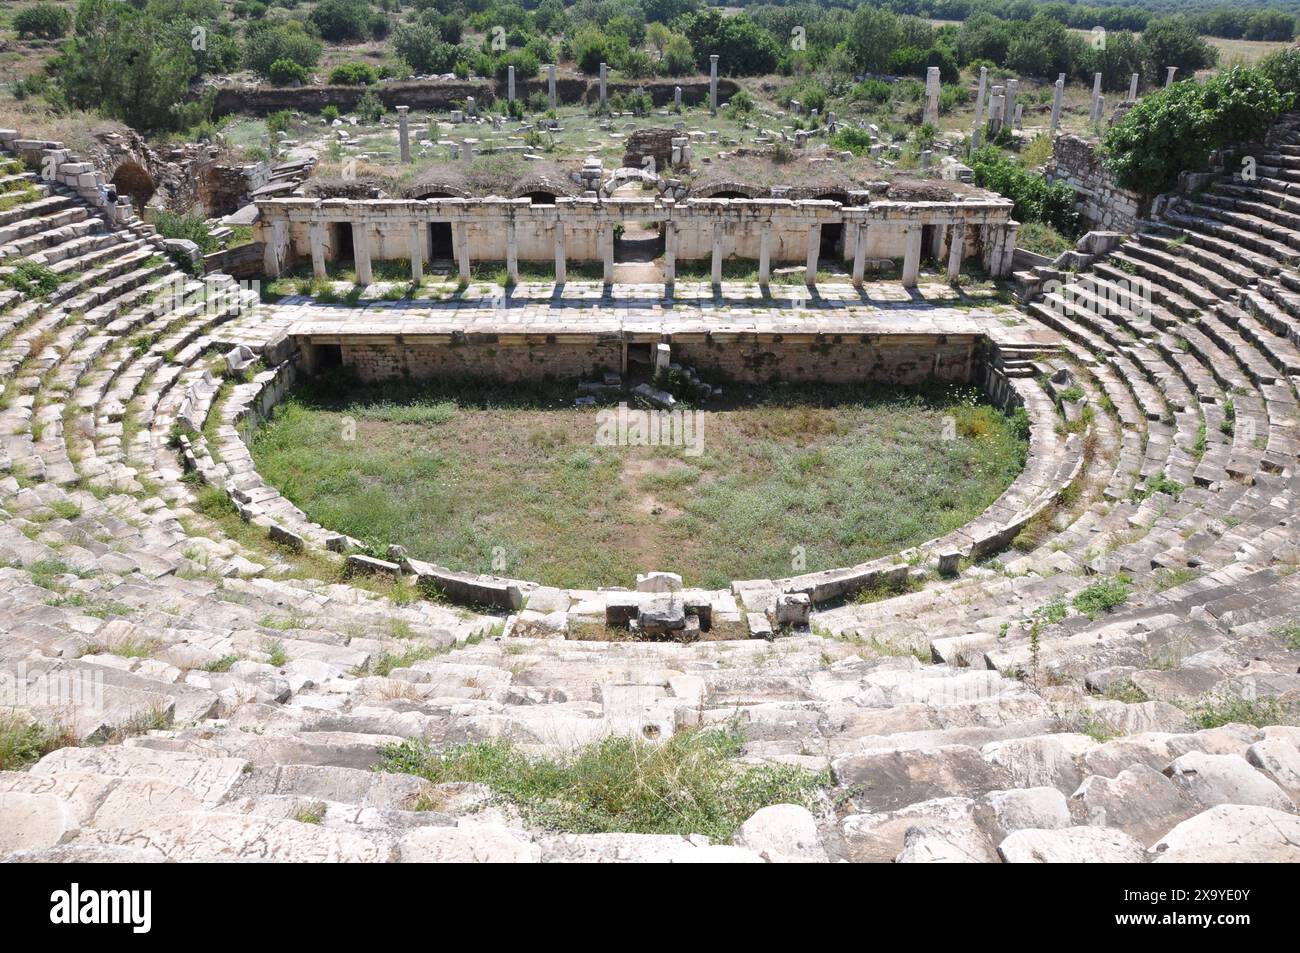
(1165, 66), (1177, 88)
(991, 223), (1019, 276)
(663, 221), (676, 284)
(920, 149), (932, 171)
(805, 224), (820, 285)
(923, 66), (941, 126)
(553, 221), (566, 284)
(852, 223), (867, 287)
(674, 86), (682, 110)
(352, 220), (372, 285)
(758, 225), (771, 286)
(263, 218), (289, 277)
(901, 225), (923, 288)
(599, 63), (607, 107)
(454, 222), (470, 282)
(505, 219), (519, 284)
(1004, 78), (1018, 126)
(547, 64), (557, 108)
(1090, 73), (1103, 123)
(971, 67), (988, 151)
(709, 55), (719, 116)
(397, 106), (411, 163)
(1050, 74), (1064, 138)
(408, 220), (423, 284)
(309, 220), (327, 280)
(946, 224), (964, 282)
(507, 65), (516, 104)
(988, 89), (1005, 135)
(711, 222), (723, 287)
(1128, 73), (1139, 102)
(602, 223), (614, 283)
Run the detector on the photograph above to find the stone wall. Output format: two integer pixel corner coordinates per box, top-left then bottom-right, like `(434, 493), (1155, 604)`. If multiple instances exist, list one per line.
(320, 338), (623, 382)
(1045, 134), (1146, 233)
(299, 332), (980, 388)
(673, 335), (978, 386)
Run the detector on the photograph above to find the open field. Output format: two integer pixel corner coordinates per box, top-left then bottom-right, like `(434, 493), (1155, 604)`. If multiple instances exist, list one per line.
(250, 376), (1028, 589)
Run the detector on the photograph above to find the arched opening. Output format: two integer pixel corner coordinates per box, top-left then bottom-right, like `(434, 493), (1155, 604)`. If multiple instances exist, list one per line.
(708, 190), (750, 200)
(110, 161), (156, 210)
(526, 191), (558, 205)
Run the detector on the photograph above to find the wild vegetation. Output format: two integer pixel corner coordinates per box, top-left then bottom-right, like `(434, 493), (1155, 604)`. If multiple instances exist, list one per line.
(249, 374), (1028, 589)
(378, 726), (830, 840)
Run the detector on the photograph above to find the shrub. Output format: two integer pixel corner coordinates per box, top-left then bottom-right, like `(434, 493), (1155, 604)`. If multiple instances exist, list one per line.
(329, 62), (379, 86)
(393, 23), (459, 76)
(268, 58), (311, 87)
(322, 105), (340, 122)
(1072, 576), (1132, 618)
(356, 89), (386, 123)
(13, 3), (71, 39)
(969, 146), (1079, 236)
(1103, 67), (1284, 197)
(1, 259), (60, 298)
(310, 0), (374, 43)
(244, 25), (322, 79)
(266, 109), (294, 136)
(153, 209), (219, 255)
(832, 127), (874, 156)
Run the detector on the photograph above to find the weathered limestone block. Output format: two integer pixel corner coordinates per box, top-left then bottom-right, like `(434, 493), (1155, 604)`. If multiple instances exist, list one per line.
(1151, 805), (1300, 862)
(734, 804), (827, 862)
(1069, 764), (1198, 847)
(832, 746), (1008, 814)
(895, 822), (997, 863)
(78, 811), (387, 862)
(0, 792), (80, 855)
(1245, 736), (1300, 802)
(998, 826), (1147, 863)
(398, 824), (540, 862)
(1162, 751), (1296, 812)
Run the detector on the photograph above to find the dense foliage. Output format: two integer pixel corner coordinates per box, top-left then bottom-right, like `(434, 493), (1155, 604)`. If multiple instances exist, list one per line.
(969, 145), (1080, 236)
(13, 3), (71, 39)
(1102, 65), (1290, 196)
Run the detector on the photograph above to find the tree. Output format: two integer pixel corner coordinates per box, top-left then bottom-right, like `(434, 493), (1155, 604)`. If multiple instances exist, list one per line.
(1246, 10), (1297, 43)
(955, 12), (1012, 66)
(393, 22), (458, 75)
(1005, 13), (1083, 79)
(54, 0), (218, 131)
(1103, 66), (1284, 196)
(1084, 30), (1143, 92)
(310, 0), (376, 43)
(13, 3), (71, 39)
(1141, 18), (1218, 82)
(244, 24), (323, 79)
(678, 10), (780, 76)
(660, 34), (694, 76)
(847, 6), (902, 73)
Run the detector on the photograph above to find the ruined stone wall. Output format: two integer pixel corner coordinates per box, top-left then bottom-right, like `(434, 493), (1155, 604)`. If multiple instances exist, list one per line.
(337, 339), (623, 382)
(315, 334), (977, 388)
(672, 336), (978, 386)
(1046, 134), (1146, 233)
